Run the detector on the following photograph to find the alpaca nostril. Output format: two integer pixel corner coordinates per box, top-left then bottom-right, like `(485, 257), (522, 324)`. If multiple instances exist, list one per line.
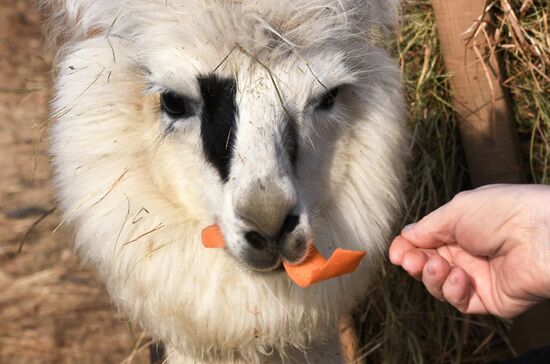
(245, 231), (268, 250)
(277, 214), (300, 241)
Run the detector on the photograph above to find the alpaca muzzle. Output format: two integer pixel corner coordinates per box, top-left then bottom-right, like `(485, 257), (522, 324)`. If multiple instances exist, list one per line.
(229, 175), (310, 270)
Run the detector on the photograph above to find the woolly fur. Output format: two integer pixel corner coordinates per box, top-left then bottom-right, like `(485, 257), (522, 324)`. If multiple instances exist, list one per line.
(43, 0), (407, 362)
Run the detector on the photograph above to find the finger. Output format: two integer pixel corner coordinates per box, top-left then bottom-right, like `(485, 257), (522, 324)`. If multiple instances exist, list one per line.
(422, 255), (451, 301)
(401, 199), (461, 249)
(442, 267), (472, 312)
(441, 266), (500, 316)
(389, 235), (416, 265)
(401, 249), (429, 280)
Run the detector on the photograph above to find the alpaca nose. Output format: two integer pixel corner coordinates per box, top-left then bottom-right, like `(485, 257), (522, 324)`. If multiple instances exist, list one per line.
(233, 178), (297, 238)
(276, 214), (300, 240)
(244, 214), (300, 249)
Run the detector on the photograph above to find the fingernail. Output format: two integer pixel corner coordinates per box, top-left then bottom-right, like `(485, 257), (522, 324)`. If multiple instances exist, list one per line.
(390, 250), (402, 264)
(426, 261), (436, 275)
(402, 257), (412, 272)
(458, 285), (471, 304)
(449, 274), (458, 285)
(403, 223), (416, 232)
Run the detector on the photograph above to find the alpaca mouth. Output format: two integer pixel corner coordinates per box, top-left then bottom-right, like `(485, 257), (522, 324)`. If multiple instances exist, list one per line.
(233, 226), (311, 273)
(249, 260), (285, 273)
(228, 232), (308, 273)
(213, 208), (312, 273)
(204, 221), (310, 273)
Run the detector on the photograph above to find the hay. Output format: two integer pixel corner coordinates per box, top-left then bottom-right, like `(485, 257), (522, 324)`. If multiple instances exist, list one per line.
(490, 0), (550, 183)
(354, 0), (549, 362)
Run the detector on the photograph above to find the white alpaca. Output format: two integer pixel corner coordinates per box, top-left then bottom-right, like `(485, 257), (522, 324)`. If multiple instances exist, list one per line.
(43, 0), (407, 362)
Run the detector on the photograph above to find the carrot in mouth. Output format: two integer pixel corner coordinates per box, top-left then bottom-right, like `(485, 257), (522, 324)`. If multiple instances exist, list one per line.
(201, 224), (366, 288)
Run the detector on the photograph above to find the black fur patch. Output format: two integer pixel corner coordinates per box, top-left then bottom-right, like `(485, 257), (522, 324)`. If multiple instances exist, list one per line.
(283, 118), (299, 169)
(198, 74), (237, 182)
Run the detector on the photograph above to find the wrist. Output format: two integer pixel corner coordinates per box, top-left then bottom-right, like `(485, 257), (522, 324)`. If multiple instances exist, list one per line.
(505, 184), (550, 300)
(537, 187), (550, 298)
(542, 225), (550, 299)
(534, 187), (550, 299)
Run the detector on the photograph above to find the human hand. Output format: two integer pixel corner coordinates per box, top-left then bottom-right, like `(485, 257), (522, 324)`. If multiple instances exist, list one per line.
(389, 184), (550, 318)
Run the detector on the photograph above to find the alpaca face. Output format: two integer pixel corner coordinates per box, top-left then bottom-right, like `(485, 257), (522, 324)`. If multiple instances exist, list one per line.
(47, 0), (406, 278)
(143, 46), (356, 271)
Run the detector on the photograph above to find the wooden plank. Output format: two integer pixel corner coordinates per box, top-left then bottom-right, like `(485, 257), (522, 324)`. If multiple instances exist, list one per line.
(431, 0), (550, 355)
(432, 0), (525, 187)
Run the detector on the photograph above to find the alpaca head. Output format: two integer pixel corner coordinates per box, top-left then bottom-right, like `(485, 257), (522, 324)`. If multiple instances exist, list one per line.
(45, 0), (408, 357)
(45, 0), (406, 312)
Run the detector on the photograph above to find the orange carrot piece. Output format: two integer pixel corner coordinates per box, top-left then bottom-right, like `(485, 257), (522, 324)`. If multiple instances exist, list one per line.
(201, 224), (226, 248)
(200, 224), (366, 287)
(283, 247), (366, 288)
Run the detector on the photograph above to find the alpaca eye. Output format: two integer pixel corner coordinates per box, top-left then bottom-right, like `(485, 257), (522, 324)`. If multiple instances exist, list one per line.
(317, 87), (339, 110)
(160, 91), (188, 117)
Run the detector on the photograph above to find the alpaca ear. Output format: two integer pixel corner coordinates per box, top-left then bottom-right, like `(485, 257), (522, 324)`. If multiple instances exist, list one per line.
(38, 0), (121, 49)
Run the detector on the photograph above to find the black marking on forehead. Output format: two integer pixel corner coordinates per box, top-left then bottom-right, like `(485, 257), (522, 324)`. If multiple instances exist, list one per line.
(283, 117), (298, 171)
(198, 73), (237, 182)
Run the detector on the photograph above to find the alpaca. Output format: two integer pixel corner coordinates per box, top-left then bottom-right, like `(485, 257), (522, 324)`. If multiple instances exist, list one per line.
(42, 0), (408, 362)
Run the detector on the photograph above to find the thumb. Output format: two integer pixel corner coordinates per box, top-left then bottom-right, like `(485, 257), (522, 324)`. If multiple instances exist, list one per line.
(401, 201), (459, 249)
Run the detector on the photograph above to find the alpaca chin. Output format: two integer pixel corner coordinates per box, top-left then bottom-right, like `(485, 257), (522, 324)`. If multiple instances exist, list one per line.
(45, 0), (408, 362)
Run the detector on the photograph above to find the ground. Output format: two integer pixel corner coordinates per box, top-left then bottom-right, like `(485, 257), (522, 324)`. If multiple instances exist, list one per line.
(0, 1), (146, 363)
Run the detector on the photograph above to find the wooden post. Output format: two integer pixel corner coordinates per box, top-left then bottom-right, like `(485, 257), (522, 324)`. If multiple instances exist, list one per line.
(432, 0), (525, 186)
(432, 0), (550, 354)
